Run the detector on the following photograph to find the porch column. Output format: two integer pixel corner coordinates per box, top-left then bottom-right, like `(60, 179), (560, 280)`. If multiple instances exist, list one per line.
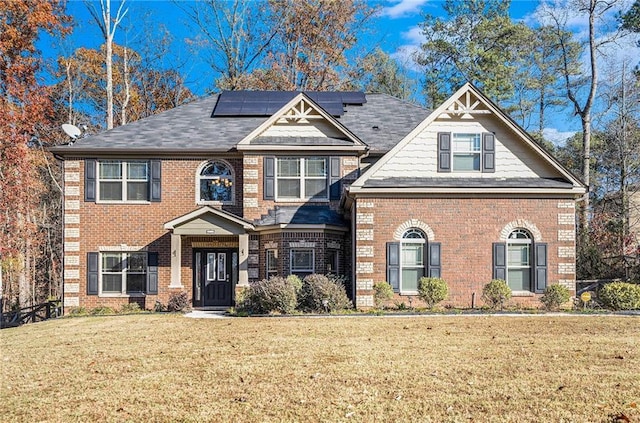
(238, 233), (249, 286)
(169, 232), (183, 288)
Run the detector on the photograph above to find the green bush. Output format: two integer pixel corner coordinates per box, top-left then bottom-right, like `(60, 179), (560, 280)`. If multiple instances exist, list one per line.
(418, 277), (448, 308)
(241, 276), (298, 314)
(373, 281), (394, 309)
(540, 285), (571, 311)
(66, 306), (88, 317)
(286, 274), (303, 293)
(90, 306), (116, 316)
(167, 291), (191, 312)
(599, 282), (640, 310)
(298, 274), (352, 313)
(482, 279), (512, 310)
(119, 302), (141, 314)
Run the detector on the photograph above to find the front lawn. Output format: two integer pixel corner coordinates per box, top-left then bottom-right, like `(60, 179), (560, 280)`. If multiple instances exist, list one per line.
(1, 314), (638, 422)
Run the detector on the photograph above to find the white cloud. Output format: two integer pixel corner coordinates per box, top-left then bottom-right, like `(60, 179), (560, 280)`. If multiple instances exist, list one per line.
(543, 127), (577, 145)
(380, 0), (430, 19)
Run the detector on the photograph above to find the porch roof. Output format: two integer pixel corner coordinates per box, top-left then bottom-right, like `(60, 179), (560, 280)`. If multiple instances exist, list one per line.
(164, 206), (255, 236)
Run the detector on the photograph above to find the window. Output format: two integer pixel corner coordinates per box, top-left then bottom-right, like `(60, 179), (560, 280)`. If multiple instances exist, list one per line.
(400, 229), (426, 293)
(198, 160), (234, 204)
(493, 229), (548, 294)
(326, 249), (339, 275)
(290, 249), (314, 275)
(101, 252), (148, 294)
(437, 132), (495, 173)
(277, 157), (327, 200)
(266, 249), (278, 278)
(506, 229), (532, 291)
(98, 161), (148, 201)
(452, 133), (481, 171)
(387, 229), (441, 294)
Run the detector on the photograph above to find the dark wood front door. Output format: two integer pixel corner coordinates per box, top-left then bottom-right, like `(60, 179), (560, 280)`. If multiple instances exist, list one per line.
(193, 249), (234, 307)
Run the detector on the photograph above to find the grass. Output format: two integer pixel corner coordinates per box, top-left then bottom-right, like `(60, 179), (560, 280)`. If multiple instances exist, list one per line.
(1, 314), (638, 422)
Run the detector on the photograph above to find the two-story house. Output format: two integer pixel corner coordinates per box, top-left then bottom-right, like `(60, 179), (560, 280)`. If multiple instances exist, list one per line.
(51, 83), (586, 311)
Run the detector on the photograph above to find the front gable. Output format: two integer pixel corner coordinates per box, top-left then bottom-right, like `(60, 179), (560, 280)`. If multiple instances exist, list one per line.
(350, 83), (586, 195)
(236, 93), (367, 152)
(164, 206), (254, 236)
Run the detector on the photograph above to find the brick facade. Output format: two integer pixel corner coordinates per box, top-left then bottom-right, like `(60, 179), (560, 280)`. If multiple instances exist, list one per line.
(64, 154), (357, 311)
(353, 197), (577, 308)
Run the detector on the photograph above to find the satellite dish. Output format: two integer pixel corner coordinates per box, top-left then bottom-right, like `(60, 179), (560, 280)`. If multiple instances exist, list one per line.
(62, 123), (82, 139)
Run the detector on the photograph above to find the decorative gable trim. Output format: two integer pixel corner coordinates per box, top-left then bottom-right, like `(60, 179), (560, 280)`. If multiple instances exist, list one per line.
(236, 93), (367, 151)
(164, 206), (255, 231)
(349, 83), (586, 194)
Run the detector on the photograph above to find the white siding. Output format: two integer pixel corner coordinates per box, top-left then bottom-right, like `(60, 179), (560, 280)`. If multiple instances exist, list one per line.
(370, 114), (561, 180)
(260, 120), (343, 138)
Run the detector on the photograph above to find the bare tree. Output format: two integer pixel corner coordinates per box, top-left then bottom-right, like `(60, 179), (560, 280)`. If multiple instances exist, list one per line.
(542, 0), (628, 229)
(86, 0), (128, 129)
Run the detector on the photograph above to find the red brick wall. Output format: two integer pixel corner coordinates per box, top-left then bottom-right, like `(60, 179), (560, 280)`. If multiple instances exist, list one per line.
(354, 196), (577, 309)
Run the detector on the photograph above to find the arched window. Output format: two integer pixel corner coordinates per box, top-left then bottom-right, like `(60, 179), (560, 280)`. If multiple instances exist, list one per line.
(400, 228), (426, 293)
(507, 229), (532, 291)
(197, 160), (234, 204)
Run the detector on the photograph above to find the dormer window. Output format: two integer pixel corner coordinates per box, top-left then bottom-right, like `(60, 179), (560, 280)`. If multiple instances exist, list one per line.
(197, 160), (234, 204)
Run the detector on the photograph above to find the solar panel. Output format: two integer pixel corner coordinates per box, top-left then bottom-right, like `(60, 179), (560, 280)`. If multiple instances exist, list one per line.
(212, 90), (365, 117)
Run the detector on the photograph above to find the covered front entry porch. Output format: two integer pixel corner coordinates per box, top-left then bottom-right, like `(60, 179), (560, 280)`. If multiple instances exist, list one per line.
(164, 206), (255, 308)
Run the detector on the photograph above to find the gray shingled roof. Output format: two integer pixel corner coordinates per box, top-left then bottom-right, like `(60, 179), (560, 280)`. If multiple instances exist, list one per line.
(255, 206), (347, 227)
(363, 177), (575, 189)
(51, 93), (430, 155)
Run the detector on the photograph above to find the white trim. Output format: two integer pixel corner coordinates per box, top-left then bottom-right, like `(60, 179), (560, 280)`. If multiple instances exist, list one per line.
(164, 206), (255, 231)
(236, 93), (366, 149)
(350, 83), (586, 192)
(96, 160), (150, 203)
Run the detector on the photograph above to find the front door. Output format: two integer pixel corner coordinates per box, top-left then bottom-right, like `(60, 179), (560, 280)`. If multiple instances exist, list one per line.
(193, 249), (234, 307)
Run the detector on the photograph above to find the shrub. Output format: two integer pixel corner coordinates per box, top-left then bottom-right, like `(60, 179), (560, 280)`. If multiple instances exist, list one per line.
(241, 276), (298, 314)
(66, 306), (88, 317)
(119, 303), (141, 314)
(167, 291), (191, 312)
(154, 301), (166, 312)
(298, 274), (352, 313)
(599, 282), (640, 310)
(540, 285), (571, 311)
(286, 274), (303, 293)
(373, 281), (394, 309)
(482, 279), (512, 310)
(418, 277), (448, 308)
(90, 306), (116, 316)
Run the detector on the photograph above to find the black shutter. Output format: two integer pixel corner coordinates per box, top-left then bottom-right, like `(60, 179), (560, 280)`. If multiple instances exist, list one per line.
(264, 157), (275, 200)
(428, 242), (441, 278)
(329, 157), (341, 200)
(534, 243), (548, 293)
(493, 243), (506, 280)
(386, 242), (400, 291)
(482, 133), (495, 173)
(437, 132), (451, 172)
(85, 159), (97, 202)
(150, 160), (162, 202)
(147, 252), (159, 295)
(87, 252), (99, 295)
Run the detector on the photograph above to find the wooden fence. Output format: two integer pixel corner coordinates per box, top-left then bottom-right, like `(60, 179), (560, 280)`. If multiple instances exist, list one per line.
(1, 300), (62, 329)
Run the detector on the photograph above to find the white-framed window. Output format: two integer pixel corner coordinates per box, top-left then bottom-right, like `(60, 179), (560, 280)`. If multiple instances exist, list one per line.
(326, 249), (339, 275)
(507, 229), (532, 292)
(401, 229), (426, 293)
(277, 157), (328, 200)
(101, 252), (148, 294)
(452, 133), (481, 171)
(197, 160), (234, 204)
(290, 249), (314, 275)
(98, 161), (149, 202)
(266, 249), (278, 278)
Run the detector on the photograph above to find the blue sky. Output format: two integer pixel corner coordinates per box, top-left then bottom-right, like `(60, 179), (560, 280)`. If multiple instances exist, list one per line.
(42, 0), (639, 144)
